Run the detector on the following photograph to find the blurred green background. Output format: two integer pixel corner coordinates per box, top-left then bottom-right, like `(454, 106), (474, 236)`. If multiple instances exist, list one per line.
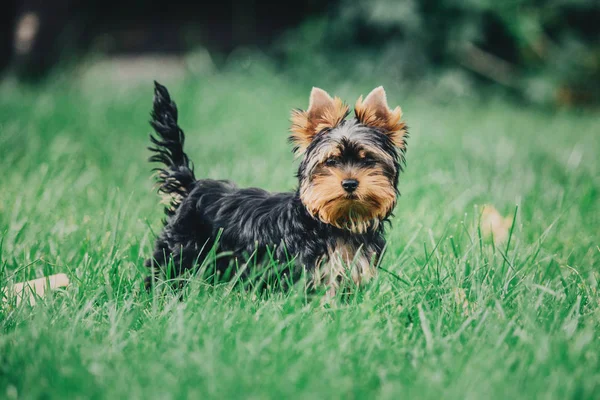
(3, 0), (600, 107)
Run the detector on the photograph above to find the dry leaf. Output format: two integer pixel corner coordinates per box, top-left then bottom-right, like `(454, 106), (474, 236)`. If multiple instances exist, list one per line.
(481, 205), (513, 245)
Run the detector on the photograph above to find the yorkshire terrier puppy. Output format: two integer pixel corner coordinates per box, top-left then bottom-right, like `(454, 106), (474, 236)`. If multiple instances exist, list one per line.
(145, 82), (408, 293)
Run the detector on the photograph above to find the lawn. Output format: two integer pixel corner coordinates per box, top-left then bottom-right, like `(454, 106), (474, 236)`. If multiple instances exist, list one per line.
(0, 63), (598, 399)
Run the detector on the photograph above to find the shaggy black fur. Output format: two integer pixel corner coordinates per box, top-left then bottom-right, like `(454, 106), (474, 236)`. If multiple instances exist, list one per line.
(144, 82), (404, 290)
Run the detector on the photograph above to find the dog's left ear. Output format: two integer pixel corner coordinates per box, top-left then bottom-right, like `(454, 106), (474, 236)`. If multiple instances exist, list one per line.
(355, 86), (407, 149)
(290, 87), (349, 154)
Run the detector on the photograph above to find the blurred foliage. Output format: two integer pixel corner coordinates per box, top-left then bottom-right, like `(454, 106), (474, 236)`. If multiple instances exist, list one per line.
(278, 0), (600, 107)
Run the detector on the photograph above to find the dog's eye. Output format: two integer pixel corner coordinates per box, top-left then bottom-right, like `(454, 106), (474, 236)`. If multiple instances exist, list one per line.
(361, 157), (376, 166)
(324, 158), (339, 167)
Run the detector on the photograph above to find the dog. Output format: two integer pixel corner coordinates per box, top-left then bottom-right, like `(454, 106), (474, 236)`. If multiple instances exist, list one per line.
(145, 82), (408, 294)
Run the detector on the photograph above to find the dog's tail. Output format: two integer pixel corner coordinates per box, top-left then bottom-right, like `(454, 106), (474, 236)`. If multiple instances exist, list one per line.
(149, 81), (196, 217)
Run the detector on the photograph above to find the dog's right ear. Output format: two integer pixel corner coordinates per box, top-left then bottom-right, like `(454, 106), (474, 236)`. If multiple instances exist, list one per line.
(290, 87), (349, 154)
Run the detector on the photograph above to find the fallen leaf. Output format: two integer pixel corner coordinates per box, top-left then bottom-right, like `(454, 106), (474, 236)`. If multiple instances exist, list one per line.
(481, 205), (513, 245)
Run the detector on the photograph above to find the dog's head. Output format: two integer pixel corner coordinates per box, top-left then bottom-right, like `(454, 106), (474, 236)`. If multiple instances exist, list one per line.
(291, 87), (408, 233)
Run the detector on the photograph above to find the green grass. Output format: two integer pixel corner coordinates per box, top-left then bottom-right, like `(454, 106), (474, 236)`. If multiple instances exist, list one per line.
(0, 63), (599, 399)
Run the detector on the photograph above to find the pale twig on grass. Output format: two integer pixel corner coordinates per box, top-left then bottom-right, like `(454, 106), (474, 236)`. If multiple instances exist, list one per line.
(3, 273), (70, 306)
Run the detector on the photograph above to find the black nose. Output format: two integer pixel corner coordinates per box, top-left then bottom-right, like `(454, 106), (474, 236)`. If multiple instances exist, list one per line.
(341, 179), (359, 192)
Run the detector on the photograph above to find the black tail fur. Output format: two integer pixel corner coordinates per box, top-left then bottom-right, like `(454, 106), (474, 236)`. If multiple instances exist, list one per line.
(149, 81), (196, 217)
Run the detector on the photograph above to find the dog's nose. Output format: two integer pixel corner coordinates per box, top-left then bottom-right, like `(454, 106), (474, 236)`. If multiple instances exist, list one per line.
(341, 179), (359, 192)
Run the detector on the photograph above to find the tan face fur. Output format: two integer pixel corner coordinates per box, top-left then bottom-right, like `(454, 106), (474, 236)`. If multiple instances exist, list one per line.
(291, 87), (407, 232)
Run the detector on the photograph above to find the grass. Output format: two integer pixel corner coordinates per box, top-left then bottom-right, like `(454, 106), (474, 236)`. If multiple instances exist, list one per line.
(0, 62), (599, 399)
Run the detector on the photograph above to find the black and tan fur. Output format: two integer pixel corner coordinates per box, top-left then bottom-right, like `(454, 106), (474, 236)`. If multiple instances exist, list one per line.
(145, 83), (408, 294)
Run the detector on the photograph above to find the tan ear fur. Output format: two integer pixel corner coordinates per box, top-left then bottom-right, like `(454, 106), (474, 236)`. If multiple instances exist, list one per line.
(355, 86), (407, 149)
(290, 87), (349, 154)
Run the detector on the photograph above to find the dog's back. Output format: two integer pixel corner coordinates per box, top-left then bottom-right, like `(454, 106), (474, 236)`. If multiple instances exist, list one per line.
(146, 84), (309, 283)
